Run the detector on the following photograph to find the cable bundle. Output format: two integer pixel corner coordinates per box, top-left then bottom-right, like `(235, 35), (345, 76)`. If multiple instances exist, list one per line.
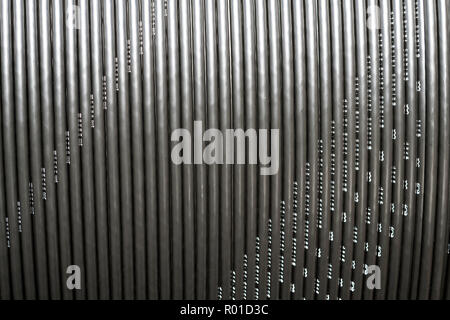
(0, 0), (449, 300)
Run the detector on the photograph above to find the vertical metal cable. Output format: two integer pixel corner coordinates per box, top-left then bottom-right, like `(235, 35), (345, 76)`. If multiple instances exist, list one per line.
(179, 0), (195, 300)
(364, 0), (382, 301)
(104, 0), (123, 299)
(353, 0), (368, 300)
(39, 0), (61, 299)
(154, 0), (171, 299)
(410, 0), (427, 300)
(166, 0), (183, 300)
(376, 0), (393, 300)
(1, 0), (25, 299)
(0, 0), (449, 301)
(229, 0), (245, 300)
(280, 0), (295, 301)
(242, 0), (257, 300)
(13, 0), (36, 299)
(431, 0), (450, 300)
(317, 0), (332, 300)
(341, 0), (357, 300)
(388, 0), (406, 299)
(25, 0), (49, 300)
(129, 0), (146, 299)
(267, 0), (282, 300)
(217, 0), (232, 300)
(141, 0), (158, 300)
(90, 0), (110, 299)
(328, 0), (344, 301)
(399, 0), (419, 299)
(65, 0), (85, 300)
(52, 0), (73, 300)
(418, 0), (438, 300)
(78, 0), (98, 299)
(116, 0), (134, 299)
(205, 0), (220, 300)
(255, 0), (270, 300)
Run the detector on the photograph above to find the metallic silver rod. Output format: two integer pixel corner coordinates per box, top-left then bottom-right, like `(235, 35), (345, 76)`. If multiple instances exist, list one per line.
(129, 0), (146, 299)
(25, 0), (49, 300)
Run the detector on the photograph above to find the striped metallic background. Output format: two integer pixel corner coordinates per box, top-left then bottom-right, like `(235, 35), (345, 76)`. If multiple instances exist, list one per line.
(0, 0), (449, 300)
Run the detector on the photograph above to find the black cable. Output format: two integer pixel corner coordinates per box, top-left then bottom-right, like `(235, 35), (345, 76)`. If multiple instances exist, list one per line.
(129, 0), (147, 300)
(192, 0), (208, 299)
(179, 0), (195, 300)
(267, 0), (282, 300)
(52, 0), (73, 301)
(328, 0), (344, 301)
(376, 0), (394, 301)
(410, 0), (427, 300)
(25, 0), (49, 300)
(13, 0), (36, 299)
(217, 0), (232, 300)
(418, 0), (438, 300)
(431, 0), (450, 300)
(2, 0), (25, 300)
(399, 0), (419, 299)
(317, 0), (332, 300)
(65, 0), (85, 300)
(116, 0), (134, 299)
(40, 0), (63, 299)
(242, 0), (257, 300)
(292, 0), (307, 301)
(90, 0), (109, 300)
(104, 0), (122, 299)
(353, 0), (368, 300)
(154, 0), (171, 299)
(341, 0), (357, 300)
(204, 0), (220, 300)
